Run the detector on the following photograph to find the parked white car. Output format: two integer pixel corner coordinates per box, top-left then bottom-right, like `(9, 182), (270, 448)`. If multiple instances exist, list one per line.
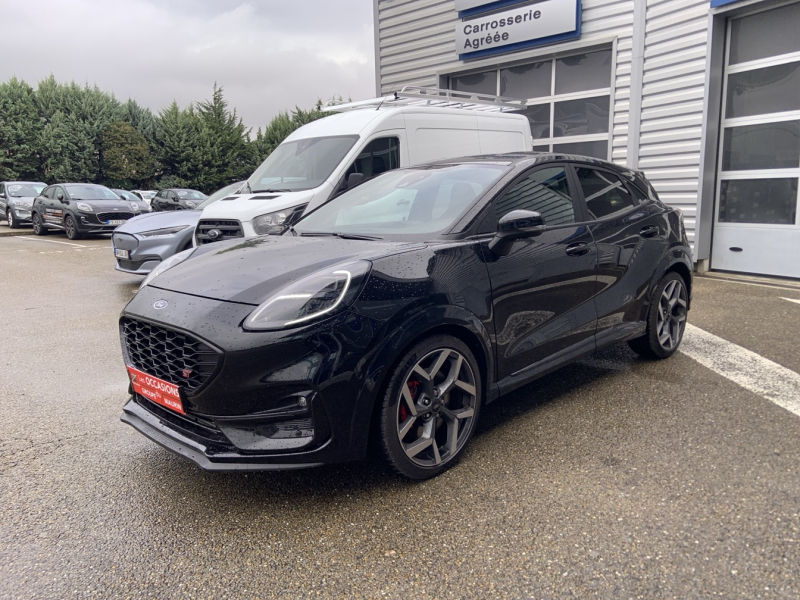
(194, 87), (533, 245)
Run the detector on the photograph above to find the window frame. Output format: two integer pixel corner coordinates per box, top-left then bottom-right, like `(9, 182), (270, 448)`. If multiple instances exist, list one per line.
(478, 162), (589, 233)
(337, 135), (401, 191)
(715, 7), (800, 229)
(570, 163), (642, 222)
(445, 46), (614, 160)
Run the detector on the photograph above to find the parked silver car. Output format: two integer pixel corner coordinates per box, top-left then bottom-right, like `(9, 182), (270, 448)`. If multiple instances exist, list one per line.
(0, 181), (47, 228)
(112, 181), (244, 275)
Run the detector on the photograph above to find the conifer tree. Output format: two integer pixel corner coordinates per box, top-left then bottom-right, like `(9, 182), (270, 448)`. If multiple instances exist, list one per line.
(0, 77), (42, 180)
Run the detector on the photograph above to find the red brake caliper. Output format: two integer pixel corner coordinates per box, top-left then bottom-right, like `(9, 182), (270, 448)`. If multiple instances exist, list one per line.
(400, 380), (419, 423)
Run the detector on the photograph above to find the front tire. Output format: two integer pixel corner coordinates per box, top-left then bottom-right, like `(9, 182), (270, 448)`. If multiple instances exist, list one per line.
(32, 213), (48, 236)
(65, 215), (82, 240)
(375, 335), (482, 480)
(7, 209), (21, 229)
(628, 271), (688, 359)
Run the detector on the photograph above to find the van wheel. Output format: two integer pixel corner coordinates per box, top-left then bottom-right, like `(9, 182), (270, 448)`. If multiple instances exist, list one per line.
(32, 213), (48, 236)
(628, 272), (688, 359)
(375, 335), (481, 480)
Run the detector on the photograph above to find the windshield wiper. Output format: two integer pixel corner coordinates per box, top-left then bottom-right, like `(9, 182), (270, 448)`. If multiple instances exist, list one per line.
(299, 231), (382, 241)
(252, 188), (293, 193)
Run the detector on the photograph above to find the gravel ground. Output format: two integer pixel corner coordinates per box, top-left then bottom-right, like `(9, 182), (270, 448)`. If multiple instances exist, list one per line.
(1, 235), (798, 599)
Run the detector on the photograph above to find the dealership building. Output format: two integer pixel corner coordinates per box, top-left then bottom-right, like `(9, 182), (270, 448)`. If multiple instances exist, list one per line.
(372, 0), (800, 278)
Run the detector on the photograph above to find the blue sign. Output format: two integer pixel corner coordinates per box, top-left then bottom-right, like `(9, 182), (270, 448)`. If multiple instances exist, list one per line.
(710, 0), (741, 7)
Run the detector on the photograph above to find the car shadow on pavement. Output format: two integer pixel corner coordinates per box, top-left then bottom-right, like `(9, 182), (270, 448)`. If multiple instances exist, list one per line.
(124, 343), (646, 512)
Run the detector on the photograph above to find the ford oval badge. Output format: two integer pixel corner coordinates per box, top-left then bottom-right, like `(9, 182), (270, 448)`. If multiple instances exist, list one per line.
(153, 300), (168, 310)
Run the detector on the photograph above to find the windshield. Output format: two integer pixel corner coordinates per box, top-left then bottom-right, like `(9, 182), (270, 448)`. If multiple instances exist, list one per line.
(196, 181), (244, 209)
(294, 164), (509, 239)
(176, 189), (207, 201)
(7, 183), (45, 197)
(65, 185), (122, 200)
(114, 190), (139, 202)
(248, 135), (359, 193)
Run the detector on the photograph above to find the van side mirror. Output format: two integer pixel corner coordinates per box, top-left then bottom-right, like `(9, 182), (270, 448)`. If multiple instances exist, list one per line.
(346, 172), (365, 189)
(488, 210), (545, 256)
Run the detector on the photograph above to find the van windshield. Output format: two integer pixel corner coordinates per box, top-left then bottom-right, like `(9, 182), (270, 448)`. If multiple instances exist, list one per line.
(248, 135), (359, 193)
(294, 164), (509, 240)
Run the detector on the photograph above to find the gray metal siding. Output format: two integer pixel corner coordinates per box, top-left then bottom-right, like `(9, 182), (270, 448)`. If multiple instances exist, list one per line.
(375, 0), (712, 249)
(637, 0), (710, 247)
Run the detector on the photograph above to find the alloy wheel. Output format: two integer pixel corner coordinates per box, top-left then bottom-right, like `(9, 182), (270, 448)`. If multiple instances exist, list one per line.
(66, 217), (76, 239)
(657, 279), (687, 350)
(6, 210), (13, 228)
(396, 348), (477, 467)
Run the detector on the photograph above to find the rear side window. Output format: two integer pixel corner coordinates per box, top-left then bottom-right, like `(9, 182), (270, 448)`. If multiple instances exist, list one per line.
(576, 167), (636, 219)
(495, 166), (576, 226)
(344, 137), (399, 180)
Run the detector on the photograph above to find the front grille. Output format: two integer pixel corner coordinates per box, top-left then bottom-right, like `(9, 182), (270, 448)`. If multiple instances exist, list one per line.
(98, 211), (134, 223)
(121, 317), (221, 393)
(196, 219), (244, 244)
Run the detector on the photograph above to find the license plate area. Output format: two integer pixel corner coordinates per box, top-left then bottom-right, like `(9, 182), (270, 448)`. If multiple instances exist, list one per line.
(127, 366), (185, 415)
(114, 248), (130, 259)
(106, 219), (126, 225)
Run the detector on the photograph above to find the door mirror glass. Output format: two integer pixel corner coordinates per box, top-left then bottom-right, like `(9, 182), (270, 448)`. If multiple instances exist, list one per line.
(56, 192), (64, 201)
(489, 210), (545, 256)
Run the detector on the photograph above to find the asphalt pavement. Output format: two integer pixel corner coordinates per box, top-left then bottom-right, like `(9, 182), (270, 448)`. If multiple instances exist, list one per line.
(1, 233), (799, 599)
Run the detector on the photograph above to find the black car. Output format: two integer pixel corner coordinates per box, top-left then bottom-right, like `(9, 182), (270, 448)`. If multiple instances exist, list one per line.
(150, 188), (207, 212)
(31, 183), (150, 239)
(119, 153), (693, 479)
(0, 181), (47, 228)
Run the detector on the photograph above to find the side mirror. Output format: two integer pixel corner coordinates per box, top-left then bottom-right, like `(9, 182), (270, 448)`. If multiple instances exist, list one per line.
(488, 210), (545, 256)
(346, 172), (365, 189)
(56, 192), (65, 201)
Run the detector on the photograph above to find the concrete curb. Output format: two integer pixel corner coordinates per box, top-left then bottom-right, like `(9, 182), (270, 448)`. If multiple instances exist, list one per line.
(0, 229), (33, 237)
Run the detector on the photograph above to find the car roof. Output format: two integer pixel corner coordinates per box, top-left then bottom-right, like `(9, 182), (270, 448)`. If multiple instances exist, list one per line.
(426, 151), (625, 171)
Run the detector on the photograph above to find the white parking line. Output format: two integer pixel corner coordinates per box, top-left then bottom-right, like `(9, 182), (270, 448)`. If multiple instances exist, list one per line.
(782, 297), (800, 306)
(680, 324), (800, 418)
(17, 236), (88, 248)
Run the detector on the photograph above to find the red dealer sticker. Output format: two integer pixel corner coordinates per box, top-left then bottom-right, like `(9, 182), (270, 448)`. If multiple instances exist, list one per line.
(127, 366), (185, 415)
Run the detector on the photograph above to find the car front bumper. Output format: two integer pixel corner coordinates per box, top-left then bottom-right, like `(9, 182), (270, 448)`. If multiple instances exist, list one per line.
(112, 230), (193, 275)
(9, 207), (33, 223)
(119, 286), (384, 470)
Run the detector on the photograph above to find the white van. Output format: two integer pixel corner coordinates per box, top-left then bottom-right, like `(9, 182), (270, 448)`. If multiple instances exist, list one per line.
(195, 87), (533, 245)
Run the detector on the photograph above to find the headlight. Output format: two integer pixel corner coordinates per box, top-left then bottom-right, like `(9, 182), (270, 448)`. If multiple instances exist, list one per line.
(243, 260), (371, 330)
(10, 199), (31, 207)
(185, 201), (197, 208)
(76, 202), (94, 212)
(139, 225), (190, 238)
(130, 202), (141, 212)
(139, 248), (195, 289)
(252, 205), (305, 235)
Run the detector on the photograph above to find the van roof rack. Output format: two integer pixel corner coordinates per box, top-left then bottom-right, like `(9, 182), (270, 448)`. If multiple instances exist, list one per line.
(322, 86), (528, 113)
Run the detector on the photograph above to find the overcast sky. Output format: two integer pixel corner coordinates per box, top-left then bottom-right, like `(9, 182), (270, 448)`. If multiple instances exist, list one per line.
(1, 0), (376, 130)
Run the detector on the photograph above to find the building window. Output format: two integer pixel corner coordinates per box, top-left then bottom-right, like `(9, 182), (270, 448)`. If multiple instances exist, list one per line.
(717, 2), (800, 226)
(448, 49), (612, 159)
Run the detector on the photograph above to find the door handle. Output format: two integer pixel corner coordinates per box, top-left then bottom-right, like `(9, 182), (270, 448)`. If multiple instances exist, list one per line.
(639, 225), (659, 238)
(565, 242), (590, 257)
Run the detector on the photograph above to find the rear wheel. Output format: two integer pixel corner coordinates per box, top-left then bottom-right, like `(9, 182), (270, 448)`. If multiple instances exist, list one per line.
(32, 213), (48, 236)
(375, 335), (481, 480)
(65, 215), (82, 240)
(628, 272), (688, 359)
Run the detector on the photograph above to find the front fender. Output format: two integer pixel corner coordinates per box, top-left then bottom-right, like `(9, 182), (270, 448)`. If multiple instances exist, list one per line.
(345, 304), (495, 459)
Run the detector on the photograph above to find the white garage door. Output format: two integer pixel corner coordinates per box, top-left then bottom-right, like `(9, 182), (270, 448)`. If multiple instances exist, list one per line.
(712, 2), (800, 279)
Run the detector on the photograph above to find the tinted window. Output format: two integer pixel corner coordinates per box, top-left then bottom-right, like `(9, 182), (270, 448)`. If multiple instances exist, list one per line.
(552, 139), (609, 160)
(295, 164), (508, 238)
(729, 3), (800, 65)
(450, 70), (497, 95)
(576, 168), (636, 219)
(726, 62), (800, 119)
(722, 121), (800, 171)
(554, 96), (610, 137)
(495, 167), (576, 226)
(500, 60), (551, 99)
(344, 137), (399, 181)
(719, 178), (798, 224)
(42, 187), (53, 199)
(521, 104), (551, 140)
(555, 50), (612, 94)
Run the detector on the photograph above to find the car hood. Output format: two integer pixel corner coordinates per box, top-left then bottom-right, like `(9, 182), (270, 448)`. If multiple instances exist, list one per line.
(118, 209), (200, 233)
(71, 199), (136, 211)
(198, 190), (317, 222)
(148, 234), (424, 305)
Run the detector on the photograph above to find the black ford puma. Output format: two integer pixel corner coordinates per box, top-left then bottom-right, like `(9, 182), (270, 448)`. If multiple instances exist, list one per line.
(119, 153), (693, 479)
